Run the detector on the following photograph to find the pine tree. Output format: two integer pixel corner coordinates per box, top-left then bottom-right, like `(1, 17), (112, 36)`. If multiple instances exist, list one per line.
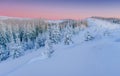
(35, 33), (46, 49)
(84, 31), (94, 41)
(0, 45), (10, 61)
(42, 24), (54, 58)
(50, 23), (61, 44)
(8, 34), (24, 59)
(64, 21), (74, 45)
(0, 32), (7, 49)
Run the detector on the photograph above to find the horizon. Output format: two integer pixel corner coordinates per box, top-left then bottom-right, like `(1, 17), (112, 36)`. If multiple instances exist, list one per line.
(0, 0), (120, 20)
(0, 16), (120, 20)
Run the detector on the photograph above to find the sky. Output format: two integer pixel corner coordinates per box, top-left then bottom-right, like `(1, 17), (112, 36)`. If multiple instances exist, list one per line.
(0, 0), (120, 20)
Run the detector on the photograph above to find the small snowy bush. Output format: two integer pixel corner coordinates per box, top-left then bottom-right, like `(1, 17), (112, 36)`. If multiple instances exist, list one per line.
(84, 31), (94, 41)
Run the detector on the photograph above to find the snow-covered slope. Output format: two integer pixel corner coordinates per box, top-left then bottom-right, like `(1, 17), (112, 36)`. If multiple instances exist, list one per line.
(1, 18), (120, 76)
(5, 38), (120, 76)
(87, 18), (120, 30)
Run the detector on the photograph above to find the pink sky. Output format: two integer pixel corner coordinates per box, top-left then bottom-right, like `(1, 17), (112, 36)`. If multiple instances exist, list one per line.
(0, 1), (120, 20)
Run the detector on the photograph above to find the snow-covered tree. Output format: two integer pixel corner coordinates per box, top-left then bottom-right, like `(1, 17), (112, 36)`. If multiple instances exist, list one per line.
(42, 24), (54, 58)
(35, 33), (46, 49)
(43, 39), (54, 58)
(50, 23), (62, 44)
(0, 32), (8, 49)
(23, 39), (34, 50)
(84, 31), (94, 41)
(10, 44), (24, 59)
(0, 46), (10, 61)
(64, 22), (74, 45)
(8, 34), (24, 59)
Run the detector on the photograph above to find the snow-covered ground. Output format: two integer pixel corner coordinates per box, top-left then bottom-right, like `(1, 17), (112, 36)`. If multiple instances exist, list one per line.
(0, 16), (31, 20)
(1, 18), (120, 76)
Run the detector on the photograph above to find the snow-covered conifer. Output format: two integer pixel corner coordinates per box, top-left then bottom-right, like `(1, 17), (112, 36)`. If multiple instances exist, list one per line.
(0, 46), (10, 61)
(64, 21), (74, 45)
(35, 33), (46, 49)
(8, 34), (24, 59)
(50, 23), (61, 44)
(42, 24), (54, 58)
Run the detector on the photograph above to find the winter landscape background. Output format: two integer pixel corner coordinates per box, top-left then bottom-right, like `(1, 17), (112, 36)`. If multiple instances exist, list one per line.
(0, 16), (120, 76)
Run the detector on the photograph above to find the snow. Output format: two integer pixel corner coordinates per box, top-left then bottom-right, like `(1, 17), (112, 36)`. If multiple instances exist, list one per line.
(0, 16), (31, 20)
(87, 18), (120, 30)
(46, 20), (64, 23)
(0, 48), (44, 76)
(1, 18), (120, 76)
(4, 37), (120, 76)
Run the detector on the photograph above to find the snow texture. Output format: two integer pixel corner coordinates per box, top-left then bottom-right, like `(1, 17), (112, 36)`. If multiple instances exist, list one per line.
(0, 17), (120, 76)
